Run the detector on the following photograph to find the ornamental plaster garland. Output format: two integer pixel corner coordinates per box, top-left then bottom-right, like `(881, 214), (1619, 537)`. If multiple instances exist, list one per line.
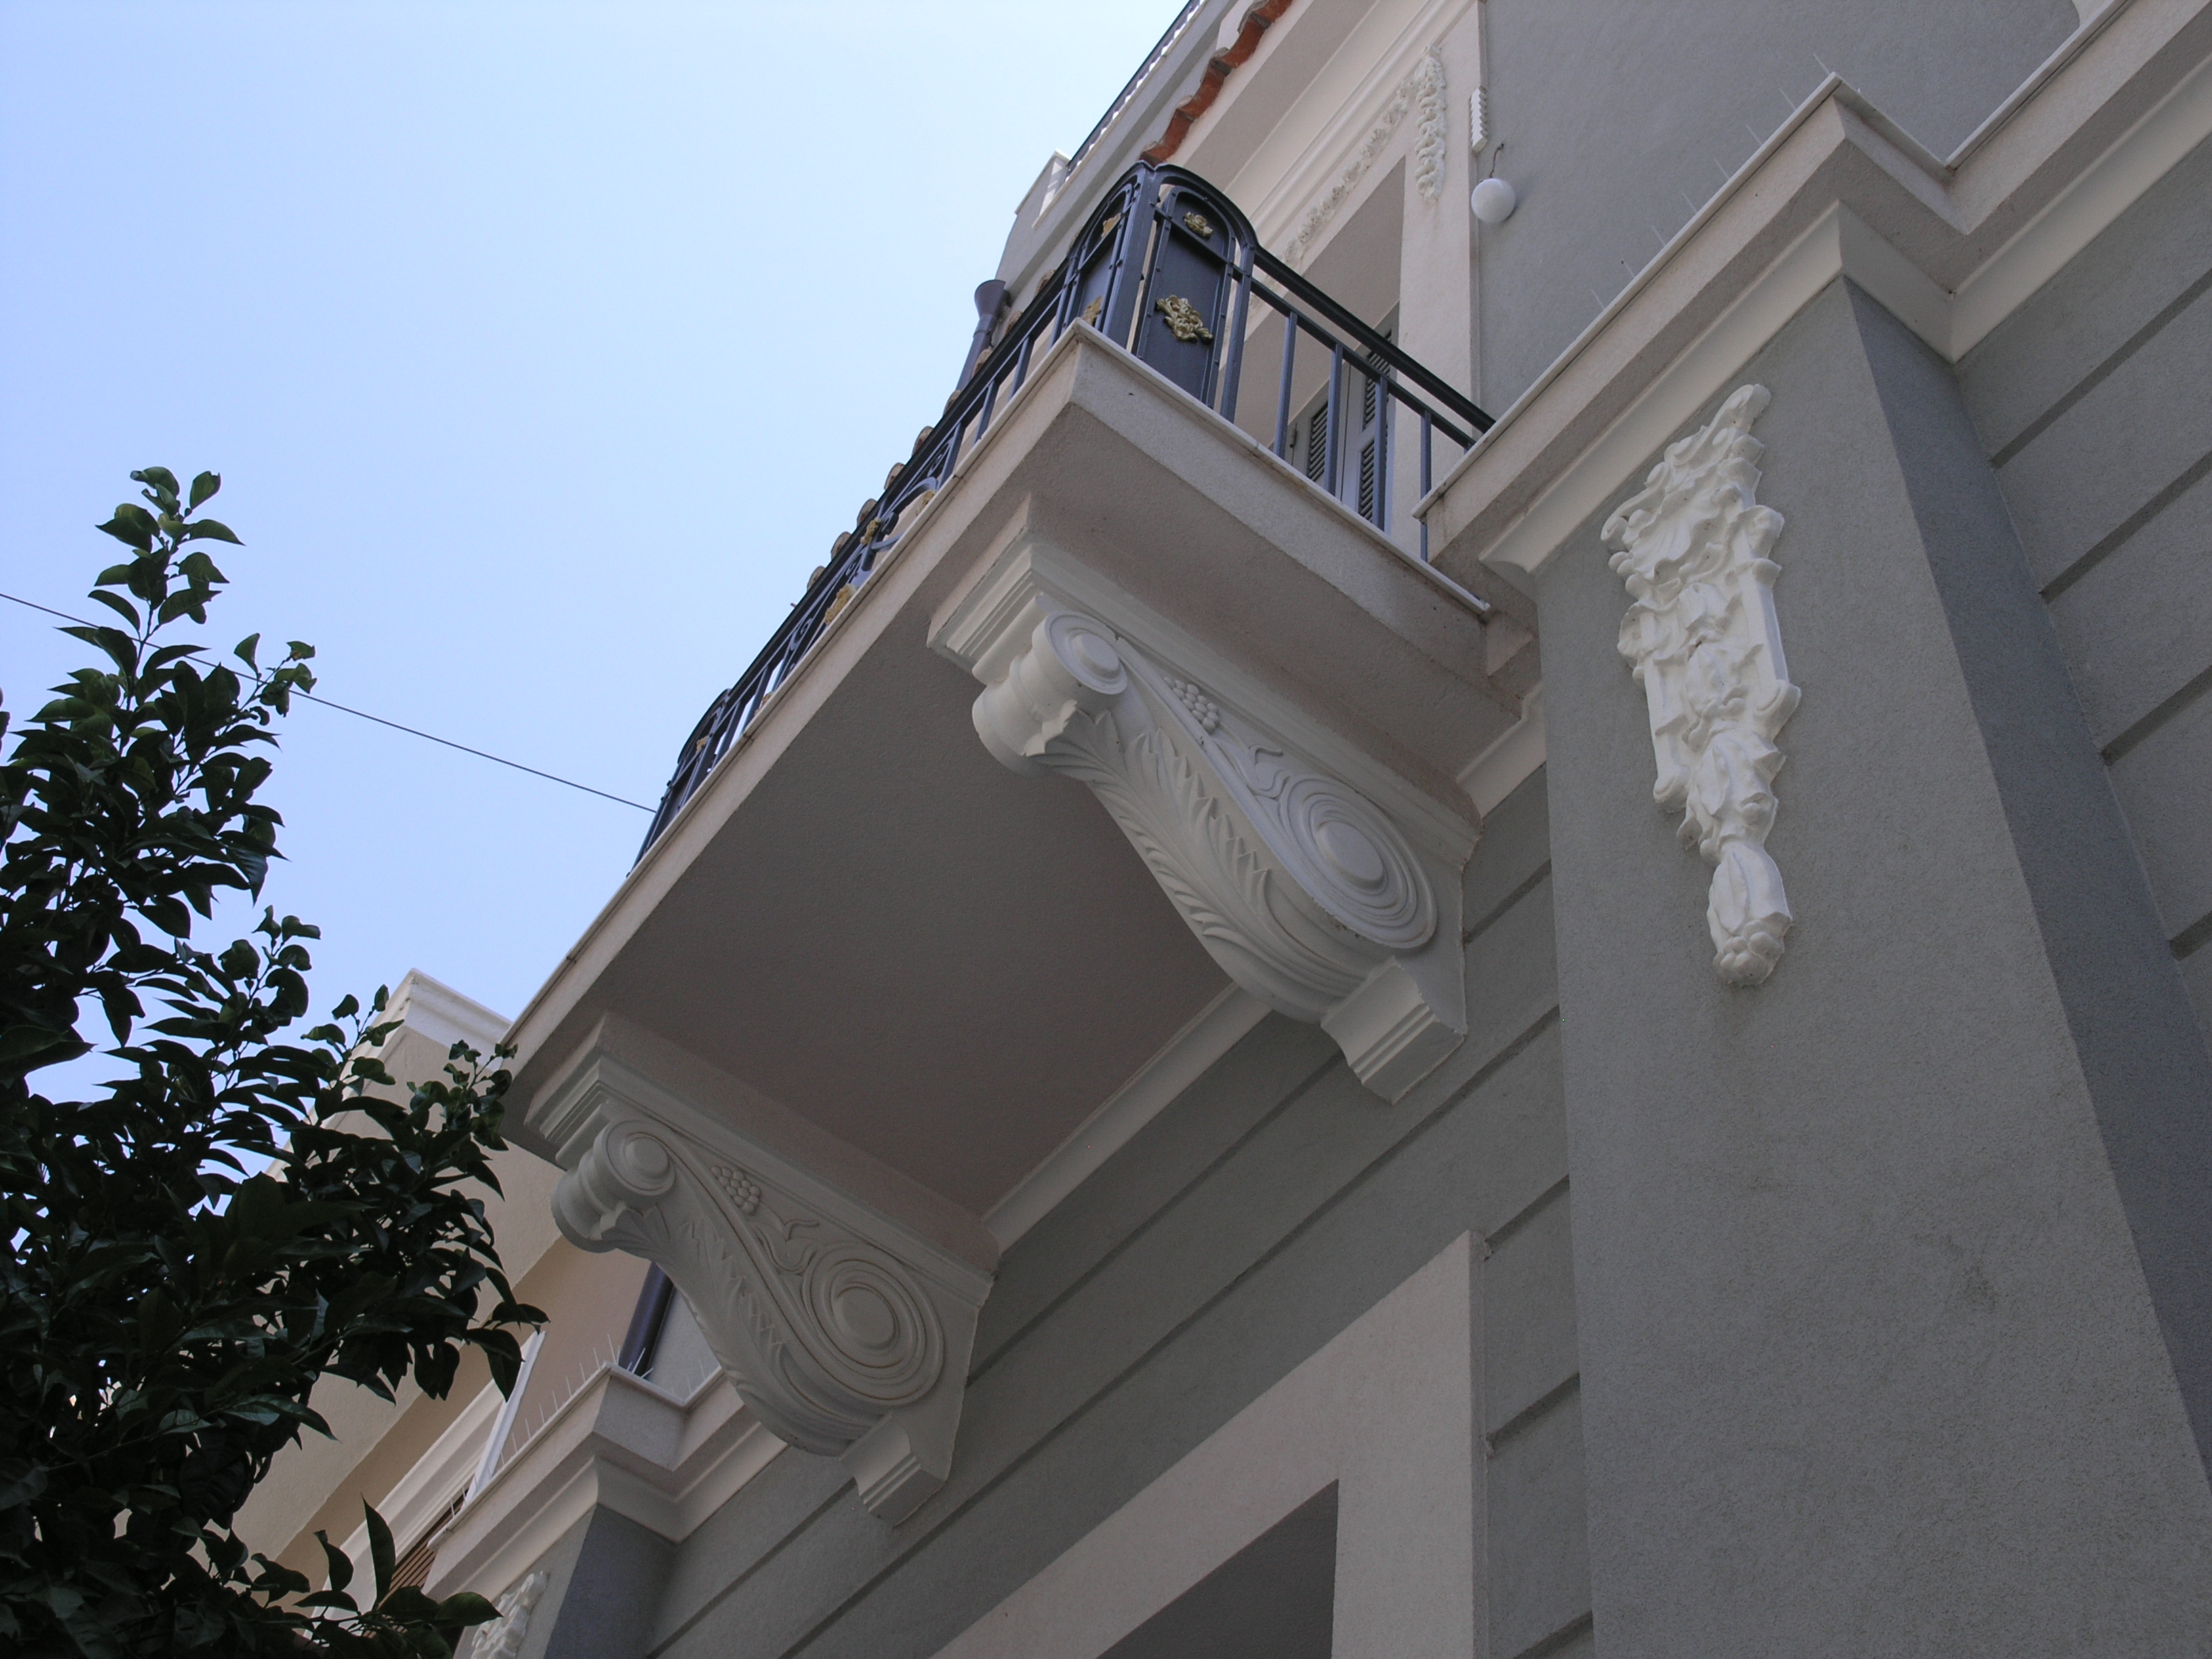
(1294, 47), (1447, 260)
(1412, 48), (1450, 202)
(1603, 385), (1800, 986)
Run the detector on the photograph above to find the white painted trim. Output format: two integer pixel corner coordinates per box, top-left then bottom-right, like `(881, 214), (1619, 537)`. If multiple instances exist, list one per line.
(426, 1366), (779, 1605)
(468, 1330), (544, 1501)
(383, 969), (508, 1054)
(984, 985), (1272, 1249)
(932, 1234), (1479, 1659)
(1459, 685), (1546, 818)
(335, 1377), (505, 1585)
(1221, 0), (1479, 253)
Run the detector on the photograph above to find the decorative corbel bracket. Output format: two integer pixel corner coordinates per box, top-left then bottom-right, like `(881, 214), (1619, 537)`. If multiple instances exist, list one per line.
(1603, 384), (1801, 985)
(933, 527), (1473, 1100)
(536, 1050), (990, 1523)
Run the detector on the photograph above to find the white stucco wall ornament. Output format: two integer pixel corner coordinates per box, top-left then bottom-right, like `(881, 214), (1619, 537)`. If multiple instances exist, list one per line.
(1295, 46), (1446, 259)
(1412, 47), (1449, 201)
(1603, 384), (1800, 986)
(543, 1059), (992, 1523)
(470, 1572), (548, 1659)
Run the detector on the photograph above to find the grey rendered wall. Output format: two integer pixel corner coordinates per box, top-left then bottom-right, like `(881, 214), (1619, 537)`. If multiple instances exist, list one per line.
(1531, 275), (2212, 1657)
(1474, 0), (2075, 410)
(466, 1504), (672, 1659)
(632, 767), (1583, 1659)
(1959, 129), (2212, 1040)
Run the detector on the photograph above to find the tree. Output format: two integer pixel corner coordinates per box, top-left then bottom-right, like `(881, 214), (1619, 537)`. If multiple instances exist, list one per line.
(0, 468), (542, 1657)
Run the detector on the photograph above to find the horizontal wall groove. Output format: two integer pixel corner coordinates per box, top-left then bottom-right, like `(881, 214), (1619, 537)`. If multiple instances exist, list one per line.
(1464, 861), (1553, 946)
(1504, 1607), (1595, 1659)
(2171, 907), (2212, 961)
(1990, 259), (2212, 471)
(2041, 444), (2212, 604)
(649, 1484), (846, 1658)
(766, 1004), (1564, 1659)
(968, 1047), (1342, 1387)
(1483, 1174), (1568, 1254)
(1486, 1370), (1579, 1457)
(2101, 655), (2212, 766)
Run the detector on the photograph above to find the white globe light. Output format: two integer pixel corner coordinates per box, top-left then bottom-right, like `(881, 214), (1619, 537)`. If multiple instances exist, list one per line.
(1471, 177), (1517, 225)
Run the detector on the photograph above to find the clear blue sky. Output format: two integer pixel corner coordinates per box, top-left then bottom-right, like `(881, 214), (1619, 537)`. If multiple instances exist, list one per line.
(1, 0), (1187, 1029)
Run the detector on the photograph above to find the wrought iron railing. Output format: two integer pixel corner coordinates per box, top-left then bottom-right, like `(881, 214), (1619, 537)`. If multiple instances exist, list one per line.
(637, 162), (1494, 856)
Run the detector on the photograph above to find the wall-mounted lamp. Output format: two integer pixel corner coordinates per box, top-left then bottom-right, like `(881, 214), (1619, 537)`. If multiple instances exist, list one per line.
(1471, 176), (1516, 225)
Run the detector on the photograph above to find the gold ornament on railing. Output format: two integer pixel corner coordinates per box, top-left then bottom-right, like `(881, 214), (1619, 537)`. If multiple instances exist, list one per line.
(1154, 295), (1214, 344)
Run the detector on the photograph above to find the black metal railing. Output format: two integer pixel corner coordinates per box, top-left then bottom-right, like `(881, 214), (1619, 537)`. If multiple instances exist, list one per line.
(636, 162), (1494, 857)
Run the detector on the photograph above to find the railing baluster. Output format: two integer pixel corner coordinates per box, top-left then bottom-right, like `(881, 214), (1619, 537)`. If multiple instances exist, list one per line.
(1419, 409), (1433, 562)
(1324, 344), (1345, 499)
(1273, 305), (1296, 459)
(1218, 251), (1254, 421)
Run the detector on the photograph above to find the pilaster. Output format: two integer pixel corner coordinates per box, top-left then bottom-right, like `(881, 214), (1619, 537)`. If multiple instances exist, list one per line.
(1527, 278), (2212, 1652)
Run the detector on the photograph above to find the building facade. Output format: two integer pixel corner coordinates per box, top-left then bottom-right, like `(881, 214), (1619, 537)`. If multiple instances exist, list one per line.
(274, 1), (2212, 1652)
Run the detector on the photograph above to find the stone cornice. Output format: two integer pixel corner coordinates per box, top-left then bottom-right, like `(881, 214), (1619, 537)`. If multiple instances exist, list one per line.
(424, 1364), (777, 1603)
(1423, 0), (2212, 583)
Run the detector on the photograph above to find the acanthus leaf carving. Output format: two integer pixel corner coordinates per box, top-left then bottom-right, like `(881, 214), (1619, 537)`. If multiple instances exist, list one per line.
(944, 564), (1468, 1101)
(544, 1063), (986, 1522)
(1603, 383), (1800, 986)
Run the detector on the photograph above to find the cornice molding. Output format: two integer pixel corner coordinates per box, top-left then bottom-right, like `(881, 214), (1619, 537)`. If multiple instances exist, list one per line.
(535, 1051), (990, 1523)
(1424, 0), (2212, 583)
(1291, 45), (1445, 260)
(426, 1364), (778, 1603)
(1226, 0), (1477, 253)
(935, 532), (1470, 1101)
(1605, 386), (1799, 985)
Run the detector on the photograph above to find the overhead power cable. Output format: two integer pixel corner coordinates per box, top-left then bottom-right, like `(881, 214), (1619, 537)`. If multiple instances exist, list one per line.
(0, 588), (653, 813)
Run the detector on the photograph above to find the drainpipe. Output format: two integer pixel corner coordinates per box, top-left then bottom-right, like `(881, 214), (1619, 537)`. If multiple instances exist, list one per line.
(956, 279), (1010, 390)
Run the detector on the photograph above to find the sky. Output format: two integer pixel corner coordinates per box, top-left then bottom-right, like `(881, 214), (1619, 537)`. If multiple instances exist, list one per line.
(1, 0), (1189, 1033)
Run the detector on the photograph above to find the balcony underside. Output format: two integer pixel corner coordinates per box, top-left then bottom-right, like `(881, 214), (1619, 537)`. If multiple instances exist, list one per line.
(509, 327), (1522, 1229)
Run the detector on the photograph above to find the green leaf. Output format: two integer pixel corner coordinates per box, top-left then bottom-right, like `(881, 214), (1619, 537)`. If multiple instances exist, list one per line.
(0, 1022), (90, 1073)
(377, 1586), (441, 1622)
(435, 1591), (501, 1627)
(98, 502), (158, 550)
(318, 1528), (355, 1592)
(88, 589), (142, 627)
(365, 1502), (396, 1604)
(182, 518), (243, 545)
(0, 1459), (49, 1509)
(189, 470), (222, 509)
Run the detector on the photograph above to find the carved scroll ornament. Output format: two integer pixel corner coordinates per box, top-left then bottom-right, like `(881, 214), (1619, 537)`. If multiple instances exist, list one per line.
(545, 1064), (987, 1521)
(1603, 384), (1800, 985)
(952, 588), (1466, 1099)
